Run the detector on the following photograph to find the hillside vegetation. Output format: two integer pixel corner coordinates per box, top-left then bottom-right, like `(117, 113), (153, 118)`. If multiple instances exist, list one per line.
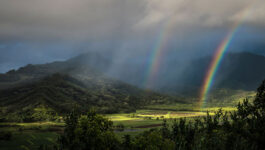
(0, 73), (175, 122)
(44, 80), (265, 150)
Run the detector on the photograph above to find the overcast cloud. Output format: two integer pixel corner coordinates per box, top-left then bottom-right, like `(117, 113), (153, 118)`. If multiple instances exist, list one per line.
(0, 0), (265, 72)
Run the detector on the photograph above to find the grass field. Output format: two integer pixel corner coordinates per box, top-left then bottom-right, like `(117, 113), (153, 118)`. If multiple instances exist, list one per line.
(0, 98), (248, 150)
(0, 121), (63, 150)
(0, 108), (210, 149)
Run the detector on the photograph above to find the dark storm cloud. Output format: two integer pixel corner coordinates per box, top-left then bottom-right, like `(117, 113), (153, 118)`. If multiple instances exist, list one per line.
(0, 0), (146, 42)
(1, 0), (265, 42)
(0, 0), (265, 73)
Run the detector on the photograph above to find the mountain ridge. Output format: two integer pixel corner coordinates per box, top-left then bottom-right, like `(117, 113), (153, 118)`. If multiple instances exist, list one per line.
(0, 64), (177, 121)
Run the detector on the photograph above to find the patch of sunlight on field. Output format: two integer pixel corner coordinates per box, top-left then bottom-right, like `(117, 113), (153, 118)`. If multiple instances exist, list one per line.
(145, 103), (239, 113)
(201, 107), (237, 112)
(16, 122), (64, 127)
(0, 121), (64, 128)
(137, 111), (207, 119)
(107, 109), (211, 125)
(105, 114), (141, 121)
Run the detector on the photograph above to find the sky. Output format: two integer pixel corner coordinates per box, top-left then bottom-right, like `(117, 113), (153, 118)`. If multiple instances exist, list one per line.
(0, 0), (265, 73)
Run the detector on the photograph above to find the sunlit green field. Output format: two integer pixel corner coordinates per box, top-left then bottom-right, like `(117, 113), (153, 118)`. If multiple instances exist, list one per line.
(0, 97), (251, 150)
(0, 109), (210, 149)
(108, 109), (208, 124)
(145, 103), (237, 112)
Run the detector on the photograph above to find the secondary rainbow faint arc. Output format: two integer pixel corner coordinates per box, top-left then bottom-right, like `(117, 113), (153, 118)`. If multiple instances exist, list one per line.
(198, 6), (253, 109)
(144, 17), (176, 89)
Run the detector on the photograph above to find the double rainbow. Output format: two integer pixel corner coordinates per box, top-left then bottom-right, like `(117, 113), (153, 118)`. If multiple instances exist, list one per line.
(143, 3), (254, 109)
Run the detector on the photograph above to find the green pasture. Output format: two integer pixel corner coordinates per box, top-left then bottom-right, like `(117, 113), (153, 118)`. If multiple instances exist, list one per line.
(0, 101), (243, 149)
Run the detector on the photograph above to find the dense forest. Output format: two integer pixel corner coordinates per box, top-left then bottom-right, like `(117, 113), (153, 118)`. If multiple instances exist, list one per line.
(35, 80), (265, 150)
(0, 73), (176, 122)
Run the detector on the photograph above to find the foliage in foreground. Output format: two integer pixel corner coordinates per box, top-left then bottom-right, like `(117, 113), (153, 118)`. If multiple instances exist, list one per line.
(47, 80), (265, 150)
(58, 109), (119, 150)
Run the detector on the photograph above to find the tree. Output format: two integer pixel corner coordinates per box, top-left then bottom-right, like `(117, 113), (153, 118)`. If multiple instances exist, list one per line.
(57, 79), (265, 150)
(122, 135), (132, 150)
(133, 129), (175, 150)
(59, 109), (120, 150)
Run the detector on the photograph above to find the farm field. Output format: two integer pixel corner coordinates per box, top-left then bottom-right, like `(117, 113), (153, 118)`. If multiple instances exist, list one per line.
(0, 102), (239, 150)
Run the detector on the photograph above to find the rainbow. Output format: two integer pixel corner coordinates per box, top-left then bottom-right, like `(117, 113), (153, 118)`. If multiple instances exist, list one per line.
(143, 2), (254, 106)
(143, 17), (176, 89)
(198, 6), (253, 109)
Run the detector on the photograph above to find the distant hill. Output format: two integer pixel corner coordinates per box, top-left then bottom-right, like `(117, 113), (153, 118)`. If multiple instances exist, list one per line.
(0, 54), (102, 89)
(1, 51), (264, 122)
(0, 55), (176, 122)
(84, 52), (265, 95)
(178, 52), (265, 91)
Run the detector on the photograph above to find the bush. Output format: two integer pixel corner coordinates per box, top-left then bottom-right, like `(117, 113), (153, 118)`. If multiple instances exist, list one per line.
(59, 109), (120, 150)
